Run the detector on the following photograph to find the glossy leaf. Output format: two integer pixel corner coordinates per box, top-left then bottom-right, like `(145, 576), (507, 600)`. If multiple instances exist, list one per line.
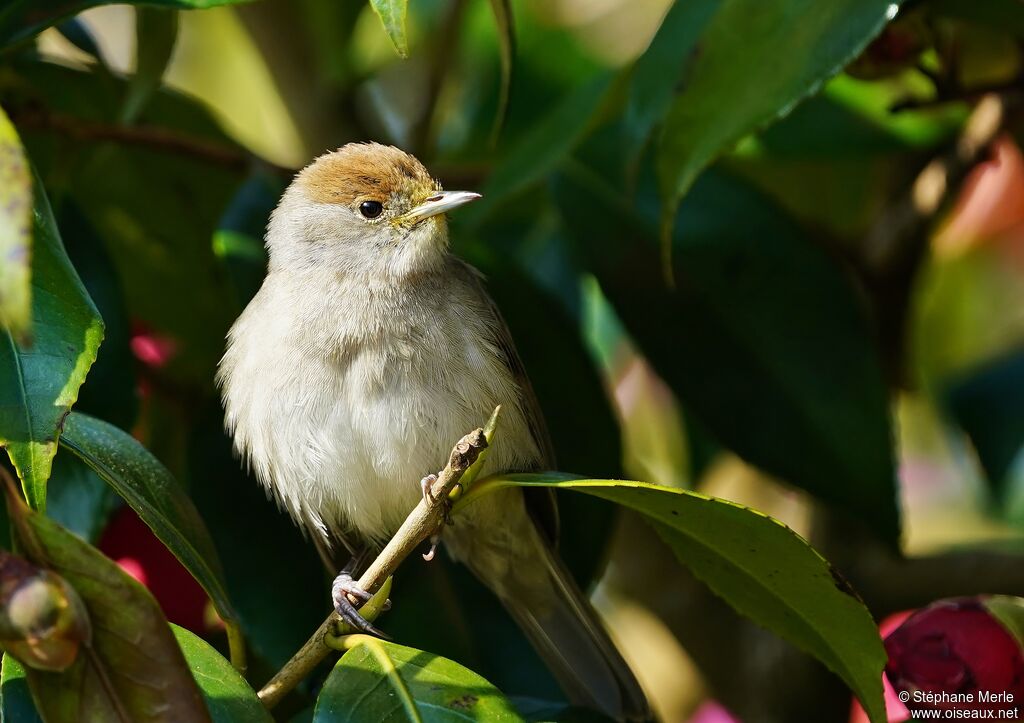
(0, 105), (31, 340)
(0, 175), (104, 511)
(0, 0), (247, 50)
(5, 493), (211, 722)
(120, 8), (180, 124)
(57, 412), (242, 664)
(369, 0), (409, 58)
(172, 625), (272, 723)
(464, 475), (887, 723)
(644, 0), (901, 234)
(555, 164), (899, 544)
(313, 636), (524, 722)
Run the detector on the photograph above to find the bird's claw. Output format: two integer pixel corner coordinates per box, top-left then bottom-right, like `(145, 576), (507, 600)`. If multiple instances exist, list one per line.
(331, 572), (389, 639)
(420, 473), (439, 505)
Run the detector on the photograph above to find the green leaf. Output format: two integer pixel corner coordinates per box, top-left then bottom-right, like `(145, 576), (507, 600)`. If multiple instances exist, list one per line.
(57, 411), (243, 666)
(555, 164), (899, 544)
(172, 625), (272, 723)
(0, 0), (249, 50)
(120, 8), (180, 124)
(0, 105), (31, 340)
(369, 0), (409, 58)
(946, 349), (1024, 494)
(46, 450), (116, 543)
(465, 475), (888, 723)
(313, 636), (525, 722)
(1, 655), (43, 723)
(647, 0), (902, 236)
(17, 58), (243, 390)
(488, 0), (515, 142)
(0, 174), (104, 511)
(5, 493), (211, 722)
(624, 0), (719, 157)
(464, 73), (616, 225)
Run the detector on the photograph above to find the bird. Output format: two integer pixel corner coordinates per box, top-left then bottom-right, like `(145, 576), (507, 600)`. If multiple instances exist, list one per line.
(217, 142), (649, 720)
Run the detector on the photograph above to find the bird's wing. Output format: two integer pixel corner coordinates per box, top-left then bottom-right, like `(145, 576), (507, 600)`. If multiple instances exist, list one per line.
(450, 258), (556, 468)
(450, 258), (559, 542)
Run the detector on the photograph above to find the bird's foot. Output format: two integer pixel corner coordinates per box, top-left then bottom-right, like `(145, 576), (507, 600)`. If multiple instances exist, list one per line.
(420, 472), (463, 527)
(331, 572), (389, 639)
(419, 473), (439, 505)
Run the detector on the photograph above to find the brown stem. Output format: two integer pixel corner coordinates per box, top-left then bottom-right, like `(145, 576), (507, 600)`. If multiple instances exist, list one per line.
(256, 425), (489, 709)
(410, 0), (468, 159)
(7, 106), (295, 178)
(858, 93), (1007, 385)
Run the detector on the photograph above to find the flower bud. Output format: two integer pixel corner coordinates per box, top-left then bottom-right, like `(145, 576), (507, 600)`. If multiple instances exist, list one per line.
(884, 596), (1024, 713)
(0, 552), (91, 672)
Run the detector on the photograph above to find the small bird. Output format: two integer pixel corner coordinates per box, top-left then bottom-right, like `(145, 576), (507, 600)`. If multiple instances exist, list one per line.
(218, 142), (649, 720)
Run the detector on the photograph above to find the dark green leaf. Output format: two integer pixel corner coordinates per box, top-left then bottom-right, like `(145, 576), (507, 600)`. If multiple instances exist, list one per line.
(648, 0), (901, 234)
(213, 173), (278, 310)
(57, 412), (241, 658)
(946, 348), (1024, 494)
(0, 174), (104, 511)
(13, 58), (244, 390)
(488, 0), (515, 142)
(624, 0), (719, 157)
(0, 104), (31, 340)
(369, 0), (409, 58)
(120, 8), (180, 124)
(313, 636), (524, 722)
(6, 494), (211, 722)
(555, 164), (899, 544)
(46, 450), (115, 543)
(466, 475), (887, 723)
(464, 74), (615, 225)
(172, 625), (272, 723)
(58, 202), (138, 432)
(1, 655), (43, 723)
(0, 0), (248, 50)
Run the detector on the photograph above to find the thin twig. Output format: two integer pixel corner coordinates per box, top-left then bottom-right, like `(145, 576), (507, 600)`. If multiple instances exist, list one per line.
(7, 106), (295, 178)
(410, 0), (468, 158)
(857, 93), (1008, 385)
(256, 426), (488, 709)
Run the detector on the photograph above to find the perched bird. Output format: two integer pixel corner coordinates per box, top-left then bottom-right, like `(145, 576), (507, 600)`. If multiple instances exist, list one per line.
(218, 142), (649, 720)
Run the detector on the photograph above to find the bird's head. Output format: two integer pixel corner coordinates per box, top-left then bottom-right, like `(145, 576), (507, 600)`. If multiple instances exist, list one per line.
(267, 142), (480, 278)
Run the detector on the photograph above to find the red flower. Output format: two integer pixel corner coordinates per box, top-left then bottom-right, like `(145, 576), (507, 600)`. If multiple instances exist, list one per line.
(884, 597), (1024, 713)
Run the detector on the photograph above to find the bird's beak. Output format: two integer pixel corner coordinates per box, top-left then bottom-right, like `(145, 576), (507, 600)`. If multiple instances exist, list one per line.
(403, 191), (482, 222)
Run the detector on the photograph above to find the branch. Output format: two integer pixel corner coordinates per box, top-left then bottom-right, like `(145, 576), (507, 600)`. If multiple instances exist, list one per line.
(856, 93), (1008, 385)
(863, 93), (1006, 274)
(256, 426), (489, 709)
(7, 106), (295, 178)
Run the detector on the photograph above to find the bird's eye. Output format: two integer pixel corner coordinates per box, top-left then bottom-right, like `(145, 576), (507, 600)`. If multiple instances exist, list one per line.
(359, 201), (384, 219)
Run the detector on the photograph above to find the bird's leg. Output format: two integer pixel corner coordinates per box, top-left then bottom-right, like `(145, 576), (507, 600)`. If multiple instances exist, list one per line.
(331, 548), (390, 638)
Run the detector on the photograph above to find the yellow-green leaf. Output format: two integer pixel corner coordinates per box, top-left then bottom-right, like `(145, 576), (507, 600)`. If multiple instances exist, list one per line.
(0, 175), (104, 511)
(0, 106), (31, 340)
(369, 0), (409, 58)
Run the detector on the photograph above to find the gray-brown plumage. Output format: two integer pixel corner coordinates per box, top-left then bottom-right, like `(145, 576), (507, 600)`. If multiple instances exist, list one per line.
(218, 143), (649, 720)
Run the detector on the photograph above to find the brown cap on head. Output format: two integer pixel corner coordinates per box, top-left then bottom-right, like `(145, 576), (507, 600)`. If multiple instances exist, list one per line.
(297, 143), (440, 206)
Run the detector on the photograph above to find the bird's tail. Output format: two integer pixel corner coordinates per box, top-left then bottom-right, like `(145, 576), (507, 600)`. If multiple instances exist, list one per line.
(450, 498), (651, 721)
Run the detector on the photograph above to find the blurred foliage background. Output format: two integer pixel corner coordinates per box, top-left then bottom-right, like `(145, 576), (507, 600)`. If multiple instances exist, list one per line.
(3, 0), (1024, 720)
